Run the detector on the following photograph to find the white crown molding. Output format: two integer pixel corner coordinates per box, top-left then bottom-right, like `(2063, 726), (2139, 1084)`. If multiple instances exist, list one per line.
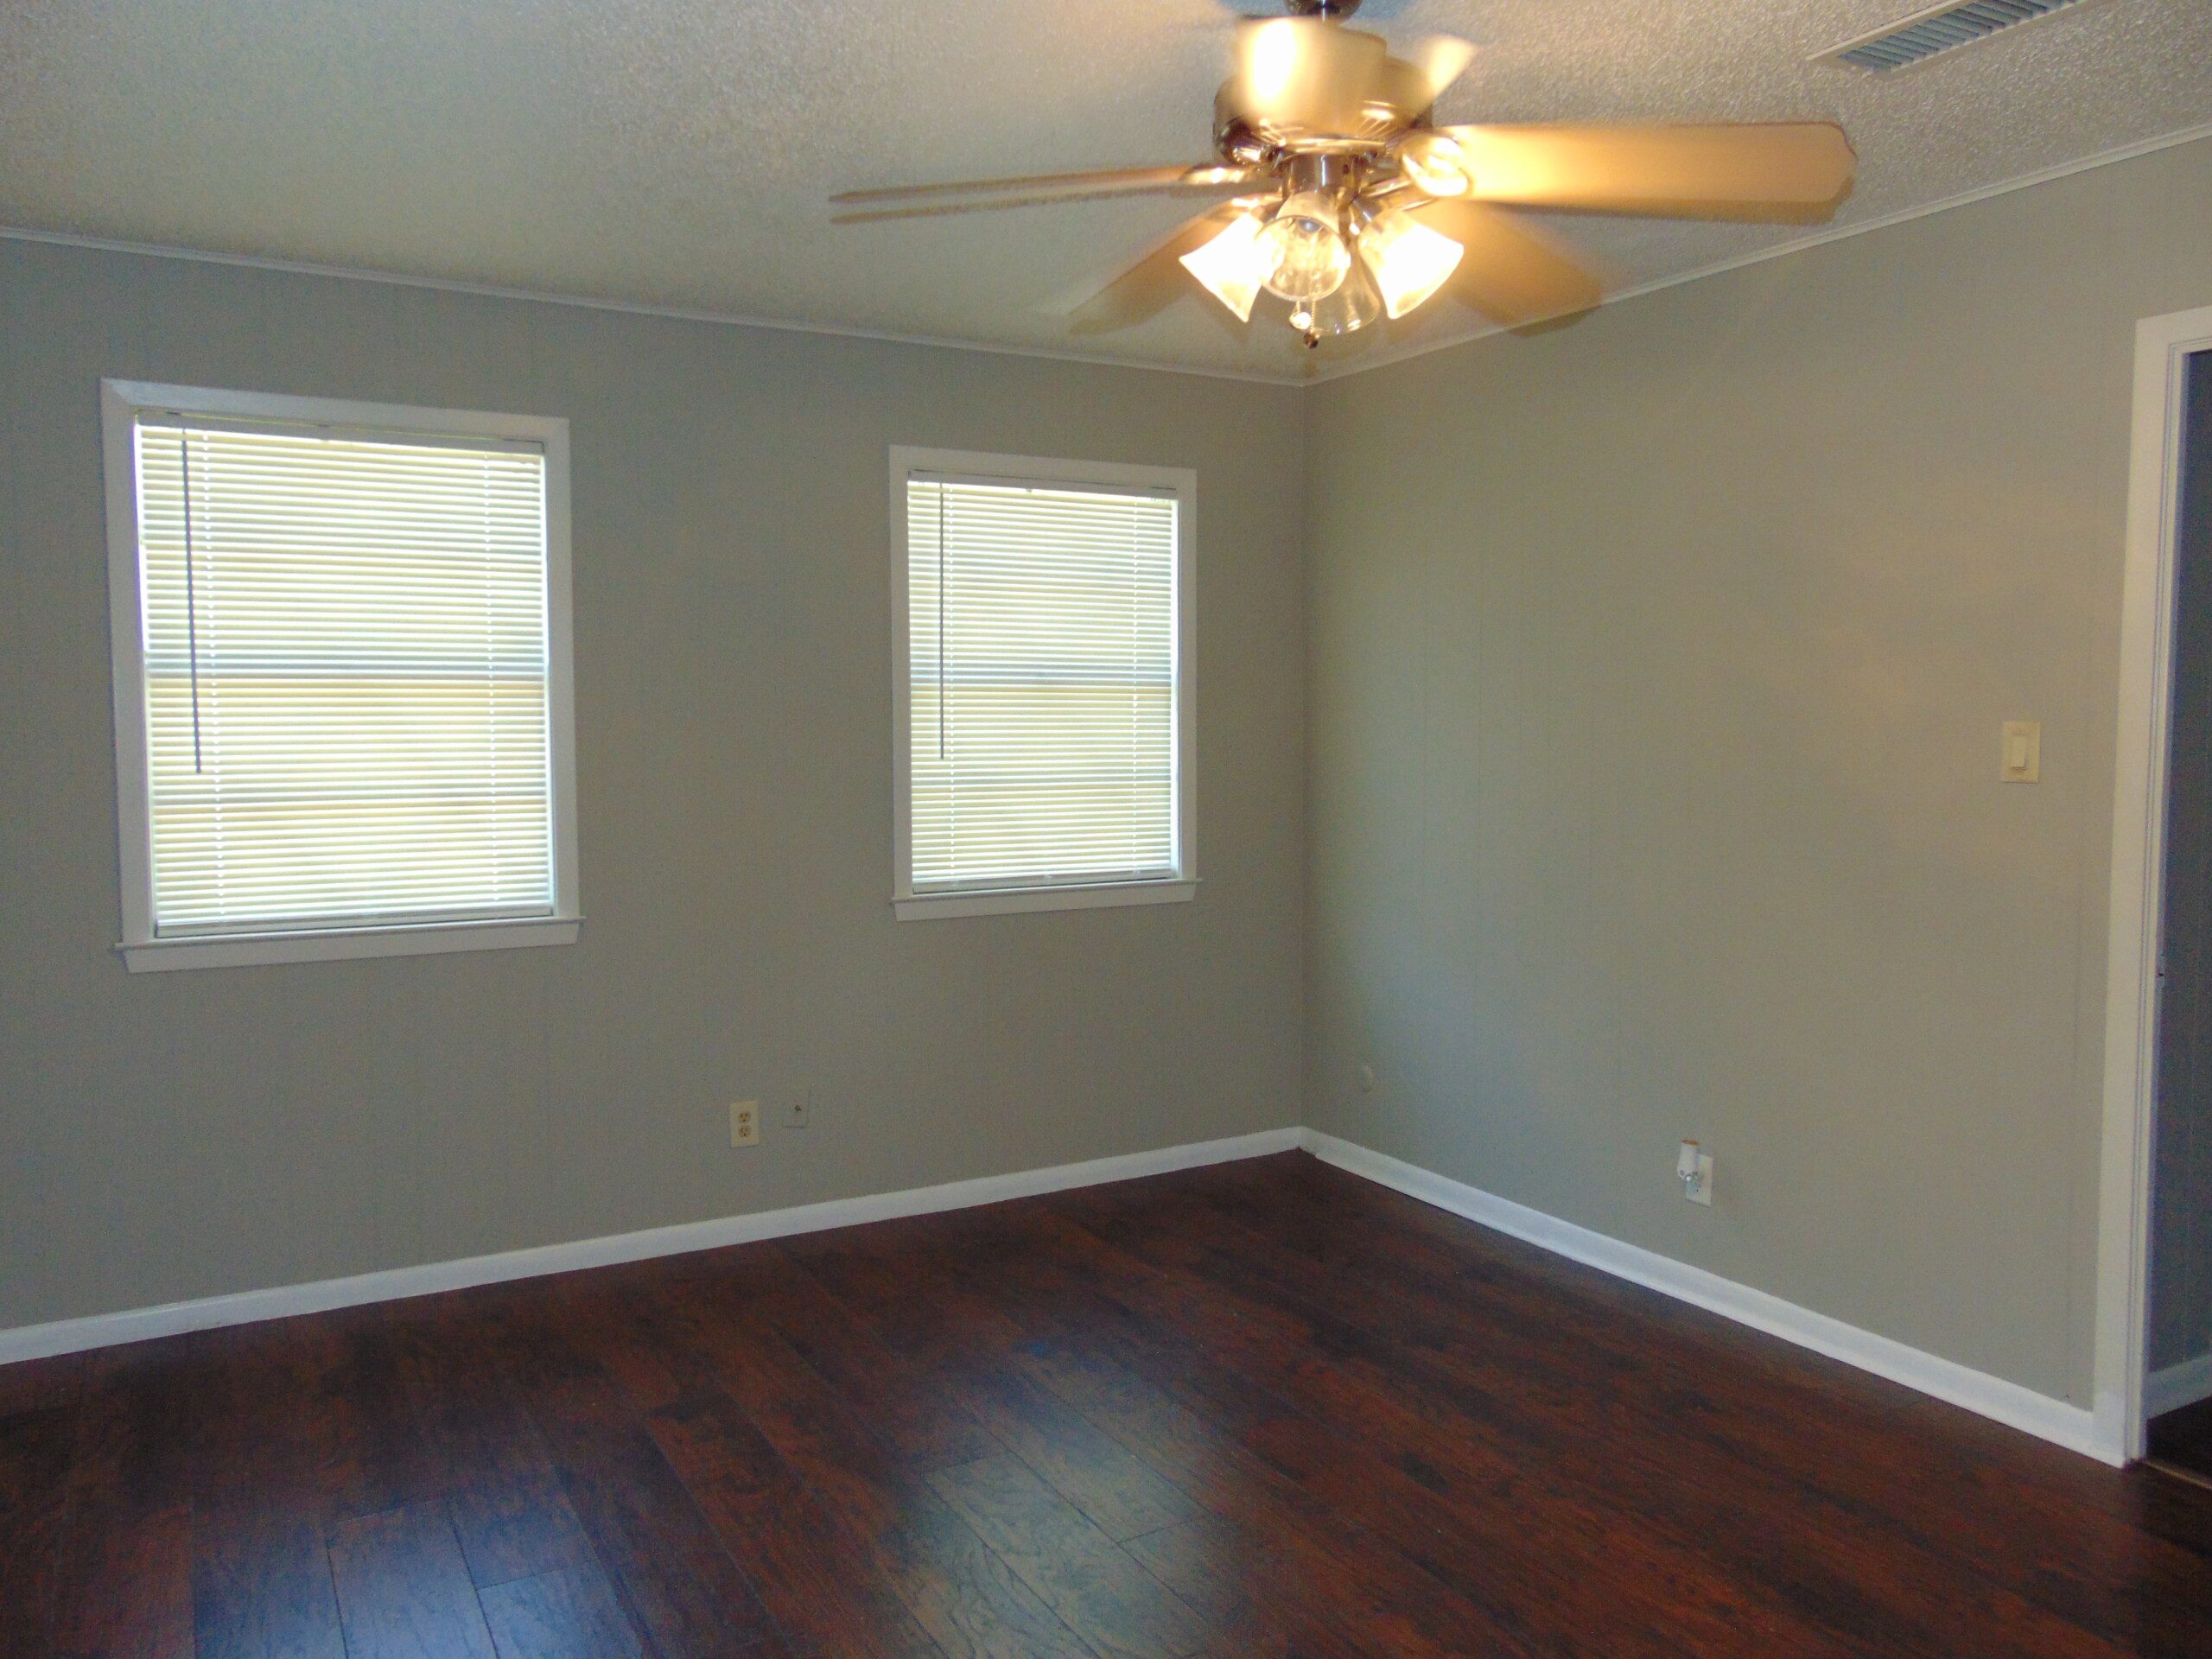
(0, 1127), (1303, 1365)
(0, 225), (1305, 389)
(2147, 1351), (2212, 1419)
(1307, 120), (2212, 386)
(11, 123), (2209, 395)
(1300, 1129), (2118, 1465)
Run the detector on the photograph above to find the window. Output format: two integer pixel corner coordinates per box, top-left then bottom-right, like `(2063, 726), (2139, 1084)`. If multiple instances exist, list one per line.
(891, 446), (1195, 919)
(102, 382), (579, 970)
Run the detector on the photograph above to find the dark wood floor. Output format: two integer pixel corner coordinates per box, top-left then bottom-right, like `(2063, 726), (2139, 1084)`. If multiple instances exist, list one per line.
(4, 1153), (2212, 1658)
(2149, 1395), (2212, 1487)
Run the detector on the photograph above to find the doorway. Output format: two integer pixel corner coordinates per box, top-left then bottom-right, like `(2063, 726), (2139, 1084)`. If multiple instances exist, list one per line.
(2093, 304), (2212, 1469)
(2145, 345), (2212, 1484)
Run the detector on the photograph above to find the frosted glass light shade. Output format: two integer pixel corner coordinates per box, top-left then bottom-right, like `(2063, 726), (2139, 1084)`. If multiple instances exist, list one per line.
(1178, 211), (1272, 321)
(1357, 207), (1465, 319)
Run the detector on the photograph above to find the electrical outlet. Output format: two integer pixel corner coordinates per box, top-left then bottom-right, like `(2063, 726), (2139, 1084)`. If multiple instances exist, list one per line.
(785, 1089), (811, 1129)
(731, 1101), (760, 1147)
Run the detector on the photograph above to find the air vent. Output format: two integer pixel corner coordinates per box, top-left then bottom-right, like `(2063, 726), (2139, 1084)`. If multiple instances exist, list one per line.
(1818, 0), (2097, 73)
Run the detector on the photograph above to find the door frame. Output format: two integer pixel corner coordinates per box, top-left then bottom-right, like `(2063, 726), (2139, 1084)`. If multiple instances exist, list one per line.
(2094, 302), (2212, 1463)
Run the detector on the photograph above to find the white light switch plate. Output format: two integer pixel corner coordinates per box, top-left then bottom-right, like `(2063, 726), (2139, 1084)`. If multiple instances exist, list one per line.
(1687, 1152), (1714, 1206)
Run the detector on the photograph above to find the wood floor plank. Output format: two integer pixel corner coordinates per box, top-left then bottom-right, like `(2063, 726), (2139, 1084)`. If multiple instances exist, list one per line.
(51, 1501), (194, 1659)
(504, 1315), (785, 1659)
(0, 1353), (84, 1422)
(389, 1295), (592, 1591)
(785, 1247), (1191, 1544)
(656, 1274), (1098, 1659)
(0, 1406), (74, 1659)
(925, 1452), (1205, 1659)
(995, 1330), (1549, 1659)
(315, 1307), (450, 1529)
(954, 1369), (1195, 1547)
(478, 1563), (645, 1659)
(192, 1503), (346, 1659)
(327, 1501), (499, 1659)
(186, 1322), (351, 1659)
(646, 1383), (945, 1659)
(49, 1341), (202, 1659)
(1122, 1513), (1389, 1659)
(716, 1247), (1004, 1471)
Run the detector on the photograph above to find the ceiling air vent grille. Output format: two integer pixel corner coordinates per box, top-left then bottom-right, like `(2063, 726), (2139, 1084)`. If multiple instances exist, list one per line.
(1820, 0), (2094, 73)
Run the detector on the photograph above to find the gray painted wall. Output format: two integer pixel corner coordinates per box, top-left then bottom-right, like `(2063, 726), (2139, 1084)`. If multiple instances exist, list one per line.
(1304, 136), (2212, 1407)
(2152, 352), (2212, 1376)
(0, 240), (1307, 1332)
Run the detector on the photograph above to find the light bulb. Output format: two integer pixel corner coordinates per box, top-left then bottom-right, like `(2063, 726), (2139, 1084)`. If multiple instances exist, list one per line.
(1302, 258), (1383, 341)
(1356, 206), (1465, 320)
(1397, 130), (1471, 198)
(1178, 210), (1273, 321)
(1257, 190), (1351, 302)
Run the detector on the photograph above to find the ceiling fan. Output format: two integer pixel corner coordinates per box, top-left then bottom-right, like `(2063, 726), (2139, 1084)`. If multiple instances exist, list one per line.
(832, 0), (1857, 349)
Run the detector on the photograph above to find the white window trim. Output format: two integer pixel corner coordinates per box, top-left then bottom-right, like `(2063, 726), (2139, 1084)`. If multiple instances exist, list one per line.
(100, 380), (582, 972)
(889, 445), (1197, 922)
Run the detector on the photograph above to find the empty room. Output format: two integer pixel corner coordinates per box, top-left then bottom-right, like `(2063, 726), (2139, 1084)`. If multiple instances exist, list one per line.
(6, 0), (2212, 1653)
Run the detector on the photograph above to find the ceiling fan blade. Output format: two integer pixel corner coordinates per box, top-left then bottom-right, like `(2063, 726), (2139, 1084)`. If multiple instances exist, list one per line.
(833, 163), (1245, 207)
(1404, 198), (1605, 327)
(1437, 123), (1855, 222)
(833, 175), (1258, 226)
(1056, 201), (1257, 335)
(1225, 16), (1388, 132)
(1408, 35), (1479, 106)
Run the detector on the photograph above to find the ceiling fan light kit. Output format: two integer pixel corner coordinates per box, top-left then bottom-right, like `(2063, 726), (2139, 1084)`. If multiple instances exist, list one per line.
(833, 0), (1857, 353)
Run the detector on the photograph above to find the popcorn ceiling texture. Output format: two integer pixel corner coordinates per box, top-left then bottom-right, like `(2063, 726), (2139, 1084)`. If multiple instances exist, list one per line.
(2, 0), (2207, 377)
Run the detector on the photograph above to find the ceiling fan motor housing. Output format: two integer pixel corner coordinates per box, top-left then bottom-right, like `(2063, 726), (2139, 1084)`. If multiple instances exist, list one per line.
(1214, 24), (1433, 161)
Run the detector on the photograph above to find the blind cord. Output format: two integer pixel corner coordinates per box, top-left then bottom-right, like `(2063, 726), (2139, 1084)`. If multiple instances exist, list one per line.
(178, 431), (207, 774)
(937, 487), (949, 762)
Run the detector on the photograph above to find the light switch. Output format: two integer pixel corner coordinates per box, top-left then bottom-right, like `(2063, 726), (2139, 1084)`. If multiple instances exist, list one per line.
(2001, 721), (2040, 784)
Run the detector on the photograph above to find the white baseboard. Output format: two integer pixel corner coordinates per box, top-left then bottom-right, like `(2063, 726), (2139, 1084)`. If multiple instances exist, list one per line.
(2148, 1351), (2212, 1419)
(0, 1126), (1305, 1366)
(0, 1121), (2143, 1469)
(1300, 1130), (2119, 1466)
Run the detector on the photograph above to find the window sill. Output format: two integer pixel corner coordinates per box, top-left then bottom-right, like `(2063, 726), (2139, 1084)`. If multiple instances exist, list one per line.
(118, 915), (581, 973)
(893, 880), (1197, 922)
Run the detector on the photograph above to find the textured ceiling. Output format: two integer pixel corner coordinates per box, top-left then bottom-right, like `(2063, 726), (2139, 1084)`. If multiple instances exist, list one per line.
(3, 0), (2209, 379)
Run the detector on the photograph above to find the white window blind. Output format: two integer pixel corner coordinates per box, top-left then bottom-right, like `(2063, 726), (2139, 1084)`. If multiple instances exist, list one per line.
(130, 417), (556, 937)
(906, 476), (1180, 894)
